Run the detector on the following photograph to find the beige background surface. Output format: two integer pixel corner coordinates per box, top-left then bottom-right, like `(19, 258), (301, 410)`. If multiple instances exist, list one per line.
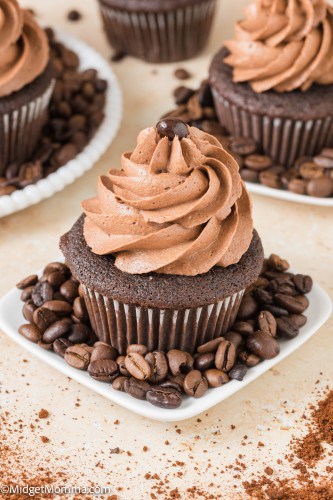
(0, 0), (332, 498)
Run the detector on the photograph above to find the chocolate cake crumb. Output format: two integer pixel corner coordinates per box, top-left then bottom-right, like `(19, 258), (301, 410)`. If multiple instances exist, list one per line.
(38, 409), (49, 419)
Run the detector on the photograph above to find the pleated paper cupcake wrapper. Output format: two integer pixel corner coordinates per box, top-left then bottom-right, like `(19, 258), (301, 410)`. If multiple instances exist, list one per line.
(0, 80), (55, 177)
(98, 0), (216, 63)
(212, 88), (333, 167)
(82, 285), (245, 355)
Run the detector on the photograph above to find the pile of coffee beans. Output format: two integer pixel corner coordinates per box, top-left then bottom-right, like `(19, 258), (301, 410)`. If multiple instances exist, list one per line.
(17, 256), (312, 409)
(0, 28), (108, 196)
(164, 80), (333, 198)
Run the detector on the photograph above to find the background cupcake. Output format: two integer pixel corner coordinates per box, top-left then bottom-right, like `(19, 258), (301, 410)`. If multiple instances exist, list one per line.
(97, 0), (217, 63)
(0, 0), (54, 177)
(60, 118), (264, 354)
(209, 0), (333, 167)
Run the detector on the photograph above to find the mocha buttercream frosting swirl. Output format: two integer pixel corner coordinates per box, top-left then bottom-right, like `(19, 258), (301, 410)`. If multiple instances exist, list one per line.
(82, 122), (253, 276)
(224, 0), (333, 93)
(0, 0), (49, 98)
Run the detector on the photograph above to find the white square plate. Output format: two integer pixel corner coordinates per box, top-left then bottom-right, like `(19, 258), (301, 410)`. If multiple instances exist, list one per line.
(0, 275), (331, 422)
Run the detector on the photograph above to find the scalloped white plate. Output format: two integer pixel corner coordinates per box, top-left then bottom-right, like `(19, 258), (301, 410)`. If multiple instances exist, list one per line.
(0, 266), (331, 422)
(245, 181), (333, 207)
(0, 30), (122, 218)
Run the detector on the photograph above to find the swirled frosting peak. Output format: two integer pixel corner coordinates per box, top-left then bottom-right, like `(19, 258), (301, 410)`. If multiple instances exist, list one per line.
(224, 0), (333, 92)
(0, 0), (49, 97)
(82, 121), (254, 276)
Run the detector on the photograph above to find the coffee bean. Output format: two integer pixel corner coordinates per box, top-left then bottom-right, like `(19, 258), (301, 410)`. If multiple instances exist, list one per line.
(145, 351), (168, 384)
(18, 161), (42, 187)
(42, 300), (73, 317)
(167, 349), (193, 375)
(288, 314), (307, 328)
(293, 274), (313, 294)
(18, 324), (42, 343)
(72, 296), (88, 321)
(112, 376), (128, 392)
(254, 287), (274, 305)
(67, 323), (90, 344)
(147, 387), (182, 409)
(232, 321), (254, 336)
(116, 355), (130, 377)
(267, 279), (295, 296)
(127, 344), (148, 356)
(307, 176), (333, 197)
(23, 301), (36, 323)
(224, 331), (243, 349)
(229, 364), (248, 381)
(47, 271), (67, 288)
(53, 338), (73, 357)
(167, 374), (185, 390)
(88, 359), (119, 382)
(194, 353), (215, 371)
(64, 344), (91, 370)
(32, 281), (54, 307)
(198, 81), (214, 107)
(264, 271), (294, 281)
(247, 331), (280, 360)
(276, 317), (299, 339)
(288, 178), (307, 194)
(257, 311), (277, 337)
(183, 370), (208, 398)
(174, 68), (191, 80)
(237, 295), (258, 320)
(267, 254), (290, 272)
(265, 304), (289, 317)
(299, 162), (324, 180)
(43, 318), (72, 343)
(33, 307), (58, 332)
(259, 171), (282, 189)
(197, 337), (224, 354)
(215, 339), (236, 372)
(43, 262), (70, 278)
(67, 9), (82, 21)
(240, 168), (259, 183)
(124, 378), (150, 400)
(230, 136), (257, 156)
(245, 154), (272, 171)
(156, 118), (188, 141)
(91, 342), (117, 362)
(125, 353), (151, 380)
(314, 149), (333, 167)
(16, 274), (38, 290)
(20, 286), (35, 302)
(158, 380), (183, 393)
(38, 340), (53, 351)
(173, 86), (194, 105)
(203, 369), (229, 388)
(60, 279), (79, 303)
(274, 294), (309, 314)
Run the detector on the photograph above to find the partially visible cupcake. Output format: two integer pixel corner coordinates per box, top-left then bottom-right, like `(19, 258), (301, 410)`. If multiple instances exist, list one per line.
(98, 0), (217, 63)
(60, 118), (264, 355)
(0, 0), (54, 177)
(209, 0), (333, 166)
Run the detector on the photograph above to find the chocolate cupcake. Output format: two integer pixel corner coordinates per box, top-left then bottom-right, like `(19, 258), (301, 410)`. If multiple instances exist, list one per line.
(98, 0), (217, 63)
(0, 0), (54, 177)
(209, 0), (333, 167)
(60, 119), (264, 354)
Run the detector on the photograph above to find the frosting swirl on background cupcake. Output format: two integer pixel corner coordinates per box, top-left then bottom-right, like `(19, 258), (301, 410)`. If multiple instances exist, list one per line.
(82, 121), (253, 276)
(0, 0), (49, 97)
(224, 0), (333, 92)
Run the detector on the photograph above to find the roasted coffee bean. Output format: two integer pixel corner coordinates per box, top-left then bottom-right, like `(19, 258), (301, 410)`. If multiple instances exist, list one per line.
(259, 171), (282, 189)
(203, 369), (229, 388)
(174, 68), (191, 80)
(43, 318), (72, 343)
(112, 376), (128, 392)
(215, 339), (236, 372)
(266, 279), (295, 296)
(245, 154), (272, 171)
(125, 352), (151, 380)
(288, 178), (307, 195)
(264, 271), (294, 281)
(47, 271), (67, 288)
(23, 301), (36, 323)
(64, 344), (91, 370)
(159, 380), (183, 393)
(274, 294), (309, 314)
(60, 279), (79, 303)
(240, 168), (259, 183)
(299, 161), (324, 180)
(20, 286), (34, 302)
(67, 9), (82, 21)
(232, 321), (254, 336)
(16, 274), (38, 290)
(145, 351), (168, 384)
(116, 355), (131, 377)
(267, 254), (290, 272)
(53, 338), (73, 358)
(183, 370), (208, 398)
(254, 277), (270, 288)
(288, 314), (307, 328)
(230, 136), (257, 156)
(173, 86), (194, 105)
(127, 344), (148, 356)
(43, 262), (70, 278)
(237, 294), (258, 320)
(293, 274), (313, 294)
(239, 351), (261, 368)
(198, 81), (214, 107)
(147, 387), (182, 409)
(72, 296), (88, 321)
(194, 353), (215, 371)
(229, 364), (248, 381)
(67, 323), (91, 344)
(88, 359), (119, 382)
(265, 304), (289, 317)
(124, 378), (150, 400)
(33, 307), (58, 332)
(38, 340), (53, 351)
(167, 349), (193, 375)
(276, 317), (299, 339)
(197, 337), (224, 354)
(18, 161), (42, 187)
(156, 118), (188, 141)
(18, 324), (42, 343)
(254, 287), (274, 305)
(32, 281), (54, 307)
(257, 310), (277, 337)
(91, 342), (117, 362)
(167, 374), (185, 390)
(224, 331), (243, 349)
(247, 331), (280, 360)
(42, 300), (73, 317)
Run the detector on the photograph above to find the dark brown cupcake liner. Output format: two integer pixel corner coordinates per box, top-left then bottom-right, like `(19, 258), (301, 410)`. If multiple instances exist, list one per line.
(0, 79), (55, 177)
(98, 0), (216, 63)
(211, 89), (333, 167)
(82, 285), (245, 355)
